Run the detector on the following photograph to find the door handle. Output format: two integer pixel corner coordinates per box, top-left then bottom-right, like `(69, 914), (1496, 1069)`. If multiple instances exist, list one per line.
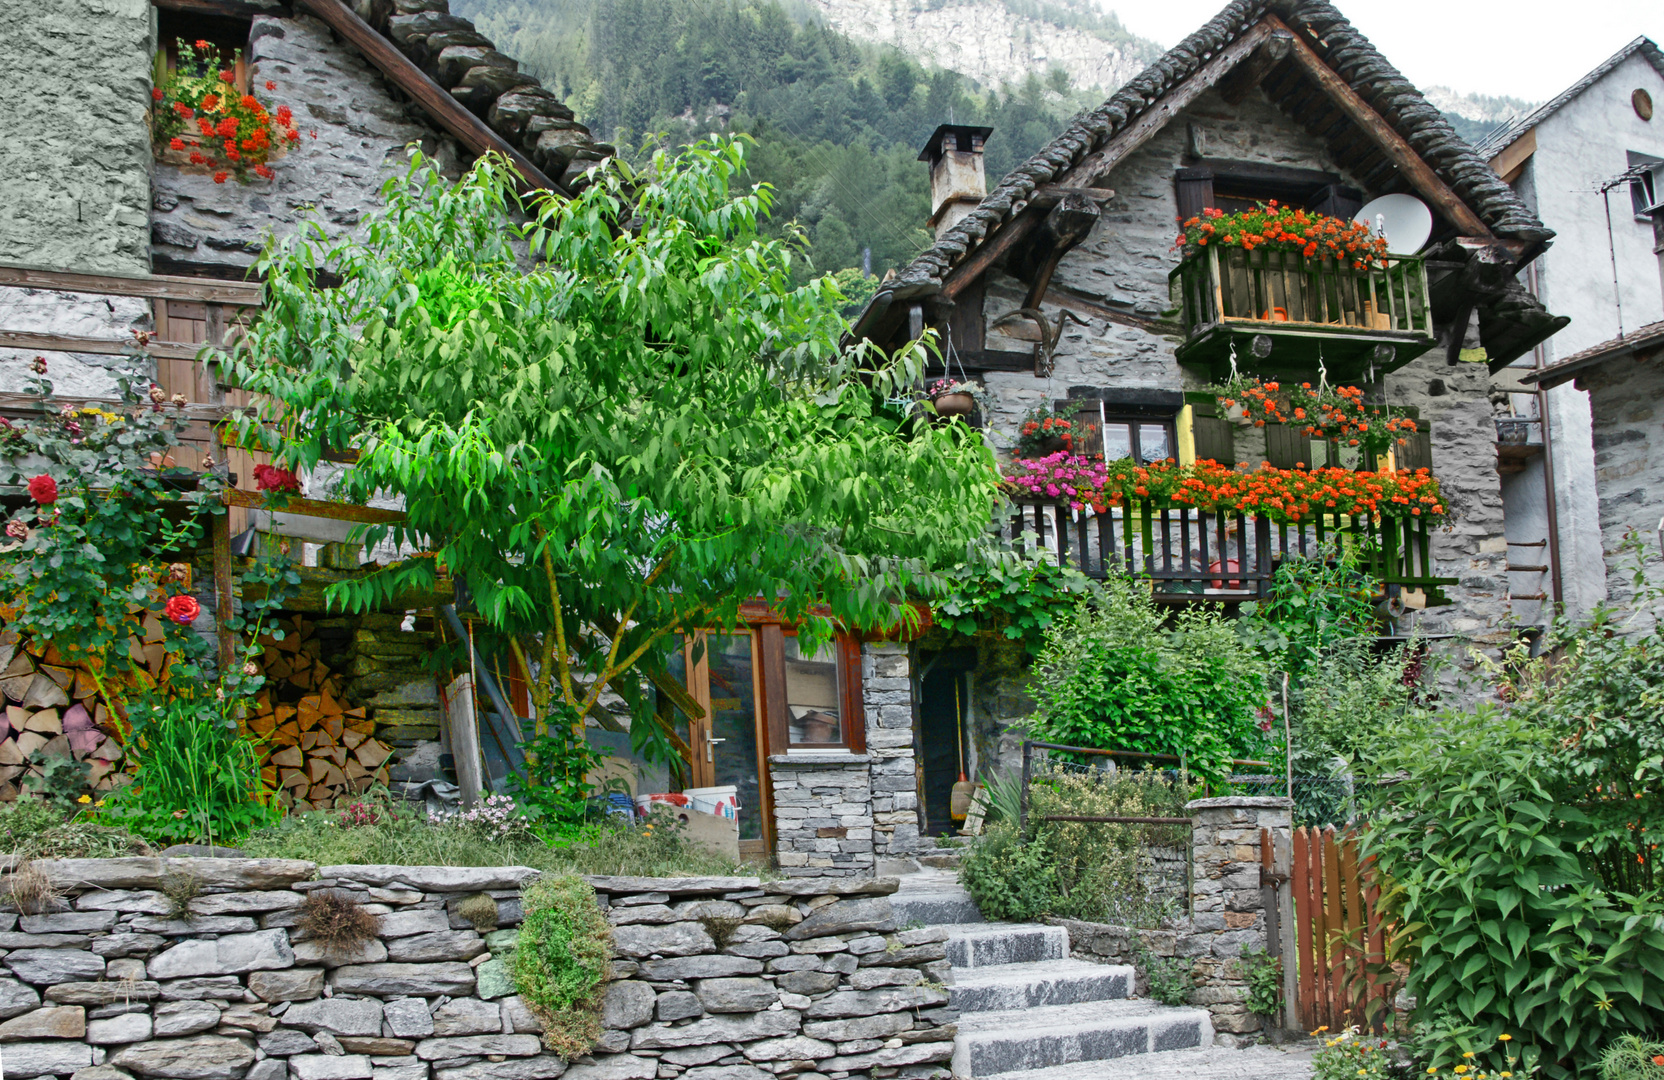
(706, 736), (726, 762)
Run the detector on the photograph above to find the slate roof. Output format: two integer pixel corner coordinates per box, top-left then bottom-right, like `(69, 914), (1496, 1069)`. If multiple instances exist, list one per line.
(1524, 320), (1664, 389)
(869, 0), (1553, 307)
(1473, 37), (1664, 161)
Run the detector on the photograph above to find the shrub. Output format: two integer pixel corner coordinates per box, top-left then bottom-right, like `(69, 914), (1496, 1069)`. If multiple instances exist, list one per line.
(958, 822), (1059, 922)
(1139, 949), (1193, 1006)
(1030, 576), (1270, 786)
(1237, 946), (1282, 1018)
(297, 890), (381, 953)
(1363, 703), (1664, 1080)
(160, 870), (202, 921)
(511, 875), (612, 1058)
(1599, 1035), (1664, 1080)
(1310, 1027), (1394, 1080)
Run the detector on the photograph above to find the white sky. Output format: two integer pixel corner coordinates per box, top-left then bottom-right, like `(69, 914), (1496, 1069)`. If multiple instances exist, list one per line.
(1102, 0), (1664, 103)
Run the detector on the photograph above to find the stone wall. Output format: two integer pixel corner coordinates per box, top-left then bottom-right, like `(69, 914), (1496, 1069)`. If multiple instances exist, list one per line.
(1579, 350), (1664, 629)
(0, 859), (954, 1080)
(767, 644), (920, 878)
(0, 0), (154, 275)
(1055, 796), (1292, 1045)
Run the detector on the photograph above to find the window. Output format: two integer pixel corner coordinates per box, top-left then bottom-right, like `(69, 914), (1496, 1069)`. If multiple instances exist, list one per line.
(783, 635), (844, 746)
(156, 11), (255, 93)
(1100, 418), (1174, 464)
(1174, 161), (1361, 221)
(1630, 151), (1663, 221)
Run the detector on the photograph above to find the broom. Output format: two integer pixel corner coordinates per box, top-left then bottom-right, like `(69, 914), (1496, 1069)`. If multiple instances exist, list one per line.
(950, 679), (974, 822)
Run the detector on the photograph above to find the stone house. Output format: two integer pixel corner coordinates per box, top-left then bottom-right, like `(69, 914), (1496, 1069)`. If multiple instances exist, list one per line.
(1524, 319), (1664, 628)
(850, 0), (1569, 832)
(1475, 37), (1664, 624)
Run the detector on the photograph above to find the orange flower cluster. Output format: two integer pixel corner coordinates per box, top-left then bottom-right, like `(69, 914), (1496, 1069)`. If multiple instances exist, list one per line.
(1215, 377), (1420, 456)
(149, 39), (297, 184)
(1175, 202), (1391, 271)
(1079, 459), (1447, 524)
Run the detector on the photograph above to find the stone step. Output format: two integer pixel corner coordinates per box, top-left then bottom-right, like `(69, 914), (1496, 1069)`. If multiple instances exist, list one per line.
(917, 852), (964, 869)
(949, 960), (1133, 1013)
(980, 1044), (1317, 1080)
(946, 923), (1068, 969)
(952, 999), (1214, 1077)
(892, 887), (983, 928)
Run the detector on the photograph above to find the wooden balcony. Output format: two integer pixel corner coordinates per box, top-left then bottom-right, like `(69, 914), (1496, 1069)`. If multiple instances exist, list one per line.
(1168, 247), (1436, 381)
(1009, 497), (1455, 606)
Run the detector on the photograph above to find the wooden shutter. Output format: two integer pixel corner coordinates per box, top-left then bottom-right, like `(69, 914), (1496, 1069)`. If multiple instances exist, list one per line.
(1175, 169), (1215, 223)
(1311, 184), (1364, 221)
(1186, 398), (1235, 465)
(1265, 423), (1315, 470)
(1395, 426), (1434, 472)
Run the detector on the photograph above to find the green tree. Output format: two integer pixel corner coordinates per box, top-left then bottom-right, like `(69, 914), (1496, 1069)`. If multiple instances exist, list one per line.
(224, 139), (999, 789)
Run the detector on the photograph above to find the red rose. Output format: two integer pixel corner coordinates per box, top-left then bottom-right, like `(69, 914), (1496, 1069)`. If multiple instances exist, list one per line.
(152, 87), (164, 101)
(165, 595), (200, 625)
(26, 475), (57, 505)
(252, 463), (300, 493)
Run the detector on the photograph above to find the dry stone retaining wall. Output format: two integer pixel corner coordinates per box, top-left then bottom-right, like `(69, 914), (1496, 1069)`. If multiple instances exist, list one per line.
(0, 859), (954, 1080)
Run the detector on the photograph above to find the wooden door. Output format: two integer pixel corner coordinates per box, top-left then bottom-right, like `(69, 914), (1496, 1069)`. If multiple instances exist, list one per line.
(679, 631), (772, 859)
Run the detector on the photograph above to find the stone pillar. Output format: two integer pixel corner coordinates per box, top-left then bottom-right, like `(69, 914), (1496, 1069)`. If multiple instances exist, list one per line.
(1183, 795), (1292, 1041)
(862, 641), (920, 858)
(767, 757), (875, 878)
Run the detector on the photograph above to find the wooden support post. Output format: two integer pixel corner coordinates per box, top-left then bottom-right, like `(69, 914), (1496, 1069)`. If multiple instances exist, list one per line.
(445, 673), (484, 809)
(211, 509), (236, 673)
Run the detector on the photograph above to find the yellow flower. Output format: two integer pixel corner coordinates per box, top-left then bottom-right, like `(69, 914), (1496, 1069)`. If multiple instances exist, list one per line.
(77, 794), (91, 804)
(1498, 1036), (1512, 1043)
(1456, 1067), (1469, 1075)
(94, 799), (105, 808)
(1464, 1053), (1476, 1059)
(1358, 1071), (1368, 1077)
(1429, 1069), (1439, 1075)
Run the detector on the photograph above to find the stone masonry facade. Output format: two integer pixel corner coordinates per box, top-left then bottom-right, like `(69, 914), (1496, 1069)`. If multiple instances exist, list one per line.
(0, 858), (954, 1080)
(768, 644), (920, 878)
(1578, 350), (1664, 629)
(1057, 796), (1293, 1043)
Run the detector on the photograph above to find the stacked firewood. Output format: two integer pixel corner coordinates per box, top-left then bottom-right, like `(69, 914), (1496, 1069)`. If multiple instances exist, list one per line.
(0, 628), (133, 800)
(244, 615), (395, 810)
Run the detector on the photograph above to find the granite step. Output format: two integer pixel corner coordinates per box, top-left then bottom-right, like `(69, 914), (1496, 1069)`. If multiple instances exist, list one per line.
(952, 998), (1214, 1076)
(891, 868), (982, 927)
(979, 1043), (1316, 1080)
(945, 923), (1067, 969)
(949, 959), (1134, 1013)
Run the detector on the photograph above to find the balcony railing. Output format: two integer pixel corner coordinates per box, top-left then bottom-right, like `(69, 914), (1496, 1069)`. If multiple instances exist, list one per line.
(1168, 247), (1436, 381)
(1009, 497), (1455, 606)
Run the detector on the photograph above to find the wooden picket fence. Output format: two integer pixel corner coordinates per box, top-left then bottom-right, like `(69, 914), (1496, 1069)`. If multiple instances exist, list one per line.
(1291, 826), (1393, 1031)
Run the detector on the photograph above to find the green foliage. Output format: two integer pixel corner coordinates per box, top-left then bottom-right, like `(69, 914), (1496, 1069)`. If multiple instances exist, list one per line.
(1237, 946), (1282, 1017)
(957, 822), (1059, 921)
(1310, 1027), (1395, 1080)
(21, 755), (93, 814)
(1361, 702), (1664, 1080)
(511, 874), (613, 1057)
(0, 799), (148, 860)
(242, 790), (754, 878)
(227, 140), (1000, 778)
(1239, 549), (1379, 685)
(100, 689), (279, 847)
(0, 360), (225, 702)
(1029, 575), (1271, 786)
(933, 555), (1098, 657)
(510, 724), (606, 826)
(976, 769), (1025, 826)
(1139, 949), (1193, 1006)
(1599, 1035), (1664, 1080)
(455, 0), (1125, 279)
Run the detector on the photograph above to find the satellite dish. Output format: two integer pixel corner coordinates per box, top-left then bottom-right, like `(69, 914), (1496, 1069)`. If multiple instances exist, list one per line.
(1355, 194), (1433, 255)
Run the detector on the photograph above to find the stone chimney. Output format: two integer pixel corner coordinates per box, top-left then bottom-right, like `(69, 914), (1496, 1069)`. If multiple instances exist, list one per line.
(919, 124), (993, 239)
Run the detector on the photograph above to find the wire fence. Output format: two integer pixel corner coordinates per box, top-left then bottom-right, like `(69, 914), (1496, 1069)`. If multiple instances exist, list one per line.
(1225, 774), (1359, 828)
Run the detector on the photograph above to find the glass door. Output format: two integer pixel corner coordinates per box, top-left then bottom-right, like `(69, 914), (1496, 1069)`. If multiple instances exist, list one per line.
(675, 632), (769, 854)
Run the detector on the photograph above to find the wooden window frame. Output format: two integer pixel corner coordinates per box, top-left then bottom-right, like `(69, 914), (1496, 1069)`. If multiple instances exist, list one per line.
(765, 627), (865, 756)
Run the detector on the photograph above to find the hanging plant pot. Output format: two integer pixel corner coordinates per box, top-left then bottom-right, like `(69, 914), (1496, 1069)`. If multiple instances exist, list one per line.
(932, 392), (976, 417)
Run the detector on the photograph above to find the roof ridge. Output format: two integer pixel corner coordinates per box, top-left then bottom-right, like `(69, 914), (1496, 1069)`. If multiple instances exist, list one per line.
(1472, 36), (1664, 160)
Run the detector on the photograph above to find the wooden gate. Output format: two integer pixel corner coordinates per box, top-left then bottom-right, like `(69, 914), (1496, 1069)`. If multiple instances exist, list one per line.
(1291, 826), (1392, 1031)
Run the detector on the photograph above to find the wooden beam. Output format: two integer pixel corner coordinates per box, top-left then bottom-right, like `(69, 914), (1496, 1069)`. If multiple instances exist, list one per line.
(1488, 128), (1536, 186)
(151, 0), (291, 20)
(0, 263), (262, 305)
(942, 21), (1272, 299)
(1270, 15), (1491, 238)
(222, 487), (408, 525)
(293, 0), (561, 195)
(1218, 29), (1294, 105)
(1029, 184), (1116, 208)
(0, 330), (209, 362)
(211, 511), (236, 671)
(0, 392), (235, 423)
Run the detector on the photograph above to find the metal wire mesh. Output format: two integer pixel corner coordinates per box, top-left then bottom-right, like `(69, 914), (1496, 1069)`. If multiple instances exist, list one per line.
(1226, 773), (1358, 828)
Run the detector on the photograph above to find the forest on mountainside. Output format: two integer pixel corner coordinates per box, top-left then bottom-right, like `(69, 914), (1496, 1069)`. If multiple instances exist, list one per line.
(456, 0), (1104, 289)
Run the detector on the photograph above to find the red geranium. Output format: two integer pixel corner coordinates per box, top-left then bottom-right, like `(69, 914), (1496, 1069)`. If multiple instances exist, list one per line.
(252, 463), (300, 494)
(165, 595), (201, 625)
(26, 475), (57, 505)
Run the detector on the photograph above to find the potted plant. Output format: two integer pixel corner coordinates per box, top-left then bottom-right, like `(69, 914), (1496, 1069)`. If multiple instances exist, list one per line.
(1015, 404), (1090, 458)
(149, 39), (299, 184)
(924, 377), (982, 418)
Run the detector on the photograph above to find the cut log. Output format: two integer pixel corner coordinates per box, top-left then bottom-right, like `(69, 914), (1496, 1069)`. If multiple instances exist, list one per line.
(67, 729), (101, 757)
(14, 731), (48, 759)
(0, 740), (22, 766)
(354, 740), (393, 770)
(341, 729), (366, 750)
(40, 664), (73, 690)
(1, 675), (34, 703)
(270, 745), (304, 768)
(2, 654), (34, 680)
(62, 703), (92, 732)
(22, 674), (69, 709)
(73, 669), (99, 700)
(24, 709), (62, 736)
(40, 734), (72, 759)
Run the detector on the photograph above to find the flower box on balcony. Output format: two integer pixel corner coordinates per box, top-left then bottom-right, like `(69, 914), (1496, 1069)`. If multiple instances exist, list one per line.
(1168, 246), (1436, 381)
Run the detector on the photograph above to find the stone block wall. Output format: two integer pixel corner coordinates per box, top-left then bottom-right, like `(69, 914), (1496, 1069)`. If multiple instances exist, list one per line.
(767, 644), (922, 878)
(1579, 351), (1664, 630)
(0, 860), (954, 1080)
(1055, 796), (1292, 1044)
(0, 0), (154, 275)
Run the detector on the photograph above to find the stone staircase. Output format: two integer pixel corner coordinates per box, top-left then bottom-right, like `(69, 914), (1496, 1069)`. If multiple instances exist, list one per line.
(894, 873), (1219, 1078)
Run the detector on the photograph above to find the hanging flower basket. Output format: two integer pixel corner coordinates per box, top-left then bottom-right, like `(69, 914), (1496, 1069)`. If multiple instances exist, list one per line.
(923, 377), (981, 418)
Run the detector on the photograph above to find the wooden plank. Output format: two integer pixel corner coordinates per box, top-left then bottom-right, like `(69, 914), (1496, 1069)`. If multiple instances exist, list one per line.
(1487, 127), (1536, 185)
(1293, 827), (1317, 1028)
(212, 511), (236, 672)
(1269, 15), (1491, 238)
(444, 674), (484, 809)
(0, 263), (262, 306)
(1340, 832), (1364, 1026)
(1323, 827), (1345, 1028)
(1218, 30), (1295, 105)
(0, 330), (205, 362)
(151, 0), (292, 19)
(222, 487), (407, 525)
(941, 21), (1273, 301)
(293, 0), (561, 195)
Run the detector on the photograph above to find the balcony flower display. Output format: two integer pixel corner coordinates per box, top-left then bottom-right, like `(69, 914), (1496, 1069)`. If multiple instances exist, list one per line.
(149, 39), (298, 183)
(1004, 455), (1447, 524)
(1213, 376), (1421, 456)
(1174, 202), (1389, 272)
(1015, 405), (1095, 458)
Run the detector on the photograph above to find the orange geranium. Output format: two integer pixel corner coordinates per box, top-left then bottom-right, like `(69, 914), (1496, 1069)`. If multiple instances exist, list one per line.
(1175, 202), (1390, 271)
